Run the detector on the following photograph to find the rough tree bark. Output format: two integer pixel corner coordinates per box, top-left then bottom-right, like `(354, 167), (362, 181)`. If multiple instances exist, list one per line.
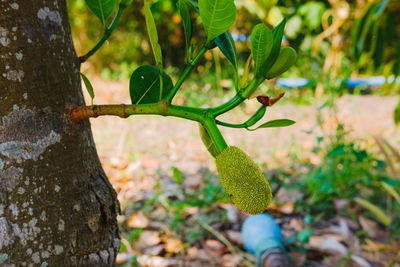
(0, 0), (120, 266)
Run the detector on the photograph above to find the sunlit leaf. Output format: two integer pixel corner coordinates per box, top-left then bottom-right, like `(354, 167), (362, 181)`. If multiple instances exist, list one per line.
(198, 0), (236, 46)
(250, 23), (273, 77)
(84, 0), (116, 25)
(129, 65), (173, 104)
(80, 72), (95, 106)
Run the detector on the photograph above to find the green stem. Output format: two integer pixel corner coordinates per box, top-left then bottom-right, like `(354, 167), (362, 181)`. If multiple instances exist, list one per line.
(203, 115), (227, 153)
(79, 5), (125, 63)
(210, 78), (263, 117)
(215, 120), (245, 128)
(166, 46), (208, 103)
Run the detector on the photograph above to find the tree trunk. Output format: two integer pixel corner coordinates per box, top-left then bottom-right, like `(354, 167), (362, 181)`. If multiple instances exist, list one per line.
(0, 1), (120, 266)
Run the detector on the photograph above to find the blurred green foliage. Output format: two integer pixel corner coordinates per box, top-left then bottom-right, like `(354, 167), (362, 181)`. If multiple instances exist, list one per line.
(68, 0), (399, 101)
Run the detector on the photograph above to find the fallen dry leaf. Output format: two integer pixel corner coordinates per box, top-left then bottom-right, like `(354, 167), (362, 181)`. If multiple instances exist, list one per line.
(127, 211), (150, 228)
(137, 231), (161, 249)
(137, 255), (180, 267)
(164, 237), (182, 253)
(308, 236), (348, 255)
(204, 239), (226, 256)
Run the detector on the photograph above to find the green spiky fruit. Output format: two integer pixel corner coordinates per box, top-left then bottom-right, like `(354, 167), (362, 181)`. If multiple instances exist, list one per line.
(216, 146), (272, 214)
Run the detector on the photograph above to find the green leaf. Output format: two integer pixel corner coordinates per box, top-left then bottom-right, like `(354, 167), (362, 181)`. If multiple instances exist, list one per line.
(215, 32), (238, 89)
(144, 0), (163, 69)
(84, 0), (116, 25)
(215, 32), (238, 70)
(199, 123), (219, 157)
(247, 119), (295, 131)
(245, 106), (266, 127)
(265, 47), (297, 79)
(250, 23), (273, 77)
(351, 0), (388, 61)
(129, 65), (173, 104)
(178, 0), (192, 60)
(258, 18), (286, 76)
(372, 28), (384, 70)
(198, 0), (236, 46)
(80, 72), (95, 106)
(355, 197), (391, 226)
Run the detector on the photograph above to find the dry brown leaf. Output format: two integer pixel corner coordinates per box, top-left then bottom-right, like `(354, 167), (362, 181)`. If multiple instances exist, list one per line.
(127, 212), (150, 228)
(308, 236), (348, 255)
(204, 239), (226, 256)
(144, 245), (164, 256)
(277, 202), (294, 214)
(116, 253), (134, 265)
(221, 254), (241, 267)
(164, 237), (182, 253)
(137, 255), (180, 267)
(137, 231), (161, 249)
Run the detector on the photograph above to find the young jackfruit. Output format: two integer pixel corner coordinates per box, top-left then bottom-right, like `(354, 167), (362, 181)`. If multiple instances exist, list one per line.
(216, 146), (272, 214)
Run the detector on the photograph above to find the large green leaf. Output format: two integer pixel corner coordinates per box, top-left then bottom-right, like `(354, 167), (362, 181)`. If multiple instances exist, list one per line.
(84, 0), (116, 25)
(258, 19), (286, 76)
(265, 47), (297, 79)
(129, 65), (173, 104)
(246, 119), (295, 131)
(178, 0), (192, 60)
(250, 23), (273, 77)
(144, 0), (163, 69)
(198, 0), (236, 46)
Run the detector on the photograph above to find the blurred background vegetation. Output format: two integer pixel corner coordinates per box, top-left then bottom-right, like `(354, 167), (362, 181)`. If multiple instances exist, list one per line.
(68, 0), (399, 97)
(67, 0), (400, 266)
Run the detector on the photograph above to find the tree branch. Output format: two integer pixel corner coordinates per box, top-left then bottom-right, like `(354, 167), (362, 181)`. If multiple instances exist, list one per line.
(69, 102), (206, 123)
